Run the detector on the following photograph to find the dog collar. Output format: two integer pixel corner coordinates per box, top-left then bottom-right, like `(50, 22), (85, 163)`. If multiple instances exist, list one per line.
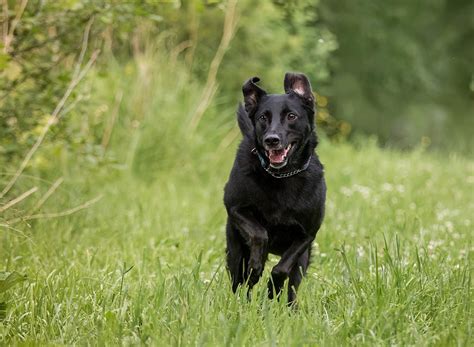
(251, 148), (311, 179)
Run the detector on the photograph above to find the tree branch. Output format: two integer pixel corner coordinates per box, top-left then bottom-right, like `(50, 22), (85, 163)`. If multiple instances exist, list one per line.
(0, 187), (37, 214)
(188, 0), (239, 132)
(8, 195), (103, 223)
(2, 0), (28, 53)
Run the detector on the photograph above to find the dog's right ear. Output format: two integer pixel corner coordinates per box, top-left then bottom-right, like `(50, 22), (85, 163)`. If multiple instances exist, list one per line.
(242, 77), (266, 115)
(284, 72), (314, 104)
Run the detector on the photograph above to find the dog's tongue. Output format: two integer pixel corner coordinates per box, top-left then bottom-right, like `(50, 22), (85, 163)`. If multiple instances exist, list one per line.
(268, 148), (289, 164)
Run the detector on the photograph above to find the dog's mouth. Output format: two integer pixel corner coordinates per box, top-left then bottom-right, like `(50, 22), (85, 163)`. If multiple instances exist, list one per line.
(265, 143), (295, 169)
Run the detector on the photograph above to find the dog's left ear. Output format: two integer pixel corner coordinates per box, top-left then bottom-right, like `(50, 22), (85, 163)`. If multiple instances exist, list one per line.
(284, 72), (314, 104)
(242, 77), (267, 115)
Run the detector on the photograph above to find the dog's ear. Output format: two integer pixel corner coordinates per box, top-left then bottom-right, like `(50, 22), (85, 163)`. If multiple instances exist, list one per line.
(284, 72), (314, 104)
(242, 77), (266, 115)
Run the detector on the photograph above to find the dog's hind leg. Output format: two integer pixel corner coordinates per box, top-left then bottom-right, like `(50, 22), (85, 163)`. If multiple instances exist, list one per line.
(287, 248), (310, 305)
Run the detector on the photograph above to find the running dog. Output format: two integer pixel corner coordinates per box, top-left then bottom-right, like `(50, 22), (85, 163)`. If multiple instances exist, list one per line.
(224, 72), (326, 304)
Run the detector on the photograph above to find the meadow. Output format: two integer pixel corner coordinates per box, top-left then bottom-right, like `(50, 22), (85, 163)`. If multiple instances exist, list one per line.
(1, 52), (473, 345)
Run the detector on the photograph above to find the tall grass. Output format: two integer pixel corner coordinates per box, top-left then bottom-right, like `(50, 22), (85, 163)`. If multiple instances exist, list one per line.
(1, 48), (472, 345)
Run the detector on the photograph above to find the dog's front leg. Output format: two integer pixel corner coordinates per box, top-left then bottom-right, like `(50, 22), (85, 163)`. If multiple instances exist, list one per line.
(268, 235), (314, 299)
(228, 207), (268, 287)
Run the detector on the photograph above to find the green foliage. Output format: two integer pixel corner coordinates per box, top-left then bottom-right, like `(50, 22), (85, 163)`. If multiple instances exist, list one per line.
(1, 0), (472, 175)
(318, 0), (474, 151)
(0, 0), (340, 170)
(213, 0), (337, 94)
(0, 0), (224, 163)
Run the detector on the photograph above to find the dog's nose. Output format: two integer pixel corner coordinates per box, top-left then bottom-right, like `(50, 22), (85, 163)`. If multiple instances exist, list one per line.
(264, 135), (281, 147)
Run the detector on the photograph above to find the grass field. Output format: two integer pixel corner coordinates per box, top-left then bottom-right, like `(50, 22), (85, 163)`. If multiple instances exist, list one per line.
(1, 53), (473, 345)
(1, 138), (472, 345)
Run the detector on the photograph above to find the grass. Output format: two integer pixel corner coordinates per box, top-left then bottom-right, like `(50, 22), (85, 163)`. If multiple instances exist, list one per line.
(1, 53), (473, 345)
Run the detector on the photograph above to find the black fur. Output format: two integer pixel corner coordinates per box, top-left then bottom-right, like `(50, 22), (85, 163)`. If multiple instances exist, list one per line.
(224, 72), (326, 304)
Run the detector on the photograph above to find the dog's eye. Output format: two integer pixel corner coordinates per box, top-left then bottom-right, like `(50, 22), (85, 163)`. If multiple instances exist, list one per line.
(287, 113), (297, 121)
(258, 114), (267, 122)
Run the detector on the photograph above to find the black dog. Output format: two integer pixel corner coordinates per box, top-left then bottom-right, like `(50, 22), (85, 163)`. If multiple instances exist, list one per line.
(224, 72), (326, 304)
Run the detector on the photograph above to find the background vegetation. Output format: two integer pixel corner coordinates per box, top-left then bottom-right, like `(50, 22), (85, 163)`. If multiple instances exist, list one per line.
(1, 0), (472, 345)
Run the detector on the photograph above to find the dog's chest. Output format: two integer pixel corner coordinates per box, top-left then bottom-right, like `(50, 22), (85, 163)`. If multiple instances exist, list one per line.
(255, 184), (306, 226)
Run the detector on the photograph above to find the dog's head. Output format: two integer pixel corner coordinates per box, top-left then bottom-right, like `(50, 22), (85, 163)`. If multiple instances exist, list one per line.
(242, 72), (316, 169)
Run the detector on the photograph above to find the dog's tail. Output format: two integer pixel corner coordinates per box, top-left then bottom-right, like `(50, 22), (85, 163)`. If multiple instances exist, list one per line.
(237, 103), (254, 139)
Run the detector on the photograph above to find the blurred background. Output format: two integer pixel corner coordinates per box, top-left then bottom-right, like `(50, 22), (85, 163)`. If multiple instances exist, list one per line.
(0, 0), (472, 177)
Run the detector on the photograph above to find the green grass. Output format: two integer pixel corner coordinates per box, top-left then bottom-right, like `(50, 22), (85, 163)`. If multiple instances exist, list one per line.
(1, 53), (473, 345)
(1, 140), (472, 345)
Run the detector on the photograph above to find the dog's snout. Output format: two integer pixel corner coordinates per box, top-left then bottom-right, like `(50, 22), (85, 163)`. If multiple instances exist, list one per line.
(264, 135), (281, 147)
